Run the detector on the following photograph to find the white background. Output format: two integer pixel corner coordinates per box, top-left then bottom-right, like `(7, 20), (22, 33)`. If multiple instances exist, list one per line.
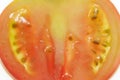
(0, 0), (120, 80)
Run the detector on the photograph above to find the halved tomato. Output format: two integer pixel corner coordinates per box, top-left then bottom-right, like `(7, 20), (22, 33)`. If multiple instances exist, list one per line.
(0, 0), (120, 80)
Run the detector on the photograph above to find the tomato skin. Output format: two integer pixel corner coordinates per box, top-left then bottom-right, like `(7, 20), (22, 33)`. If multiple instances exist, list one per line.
(0, 0), (120, 80)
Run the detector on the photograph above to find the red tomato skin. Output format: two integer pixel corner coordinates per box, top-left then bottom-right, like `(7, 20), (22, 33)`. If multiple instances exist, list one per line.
(0, 0), (120, 80)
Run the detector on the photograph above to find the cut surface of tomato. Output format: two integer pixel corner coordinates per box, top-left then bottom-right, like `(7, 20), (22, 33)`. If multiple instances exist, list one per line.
(0, 0), (120, 80)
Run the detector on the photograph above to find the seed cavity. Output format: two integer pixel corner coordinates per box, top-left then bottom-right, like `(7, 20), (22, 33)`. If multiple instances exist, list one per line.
(88, 5), (112, 73)
(9, 8), (32, 74)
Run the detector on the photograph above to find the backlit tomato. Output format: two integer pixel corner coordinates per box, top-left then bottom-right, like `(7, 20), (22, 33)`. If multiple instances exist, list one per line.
(0, 0), (120, 80)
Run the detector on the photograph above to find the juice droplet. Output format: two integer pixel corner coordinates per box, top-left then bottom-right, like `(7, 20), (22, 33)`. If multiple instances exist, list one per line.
(61, 72), (72, 80)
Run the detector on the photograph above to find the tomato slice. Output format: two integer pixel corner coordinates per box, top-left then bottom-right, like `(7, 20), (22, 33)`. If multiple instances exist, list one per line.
(0, 0), (120, 80)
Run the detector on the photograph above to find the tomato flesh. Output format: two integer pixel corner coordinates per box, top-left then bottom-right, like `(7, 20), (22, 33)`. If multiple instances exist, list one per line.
(0, 0), (120, 80)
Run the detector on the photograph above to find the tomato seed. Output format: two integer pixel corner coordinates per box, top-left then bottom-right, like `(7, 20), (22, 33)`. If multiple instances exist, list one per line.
(16, 47), (22, 54)
(96, 56), (103, 63)
(103, 29), (110, 36)
(93, 56), (103, 67)
(68, 36), (73, 41)
(102, 41), (109, 47)
(91, 49), (97, 54)
(21, 57), (27, 63)
(91, 7), (99, 20)
(94, 61), (99, 66)
(12, 22), (17, 28)
(13, 42), (17, 45)
(92, 40), (100, 45)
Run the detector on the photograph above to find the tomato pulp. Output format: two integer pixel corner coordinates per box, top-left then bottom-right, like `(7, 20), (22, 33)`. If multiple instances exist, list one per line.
(0, 0), (120, 80)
